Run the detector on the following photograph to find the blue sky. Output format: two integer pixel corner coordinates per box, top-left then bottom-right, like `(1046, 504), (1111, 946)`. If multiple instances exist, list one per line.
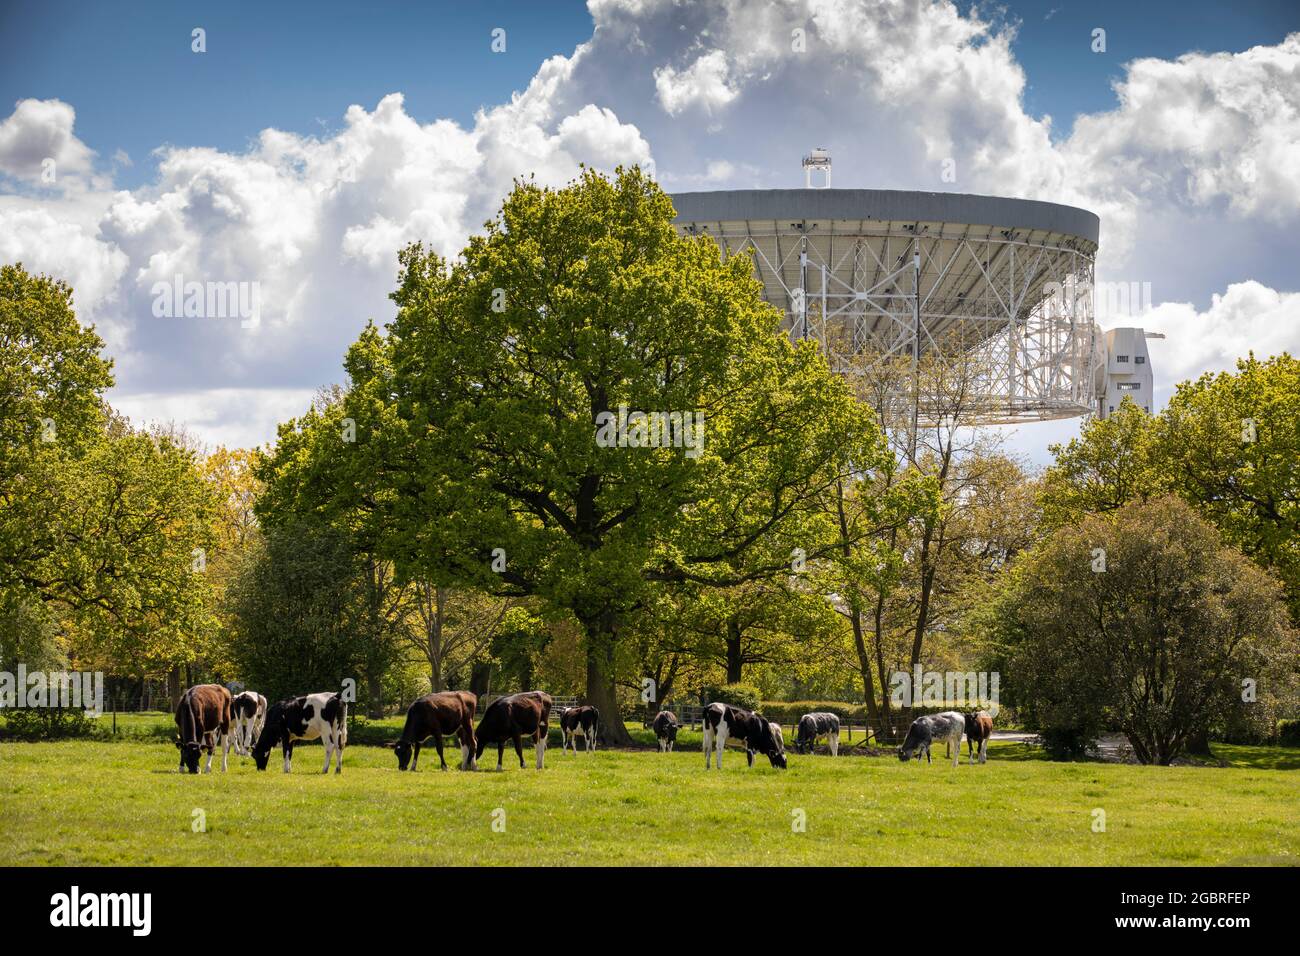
(1, 0), (1297, 458)
(3, 0), (1295, 187)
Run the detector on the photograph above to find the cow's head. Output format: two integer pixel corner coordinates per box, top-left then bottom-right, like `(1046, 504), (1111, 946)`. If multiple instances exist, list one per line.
(897, 720), (928, 761)
(393, 740), (414, 771)
(178, 739), (202, 774)
(250, 704), (284, 770)
(759, 717), (787, 769)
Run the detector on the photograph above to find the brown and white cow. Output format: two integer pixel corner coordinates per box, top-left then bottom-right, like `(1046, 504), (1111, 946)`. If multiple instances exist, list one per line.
(474, 691), (552, 770)
(230, 690), (267, 756)
(393, 691), (478, 771)
(251, 691), (348, 774)
(652, 710), (679, 752)
(174, 684), (233, 774)
(559, 704), (599, 754)
(702, 702), (786, 769)
(964, 710), (993, 764)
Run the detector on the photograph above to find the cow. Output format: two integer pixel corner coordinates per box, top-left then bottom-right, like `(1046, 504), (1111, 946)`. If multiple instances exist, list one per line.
(474, 691), (552, 770)
(898, 711), (966, 767)
(559, 705), (600, 754)
(174, 684), (233, 774)
(702, 702), (787, 769)
(393, 691), (478, 771)
(251, 691), (348, 774)
(230, 690), (267, 757)
(652, 710), (679, 752)
(795, 711), (841, 756)
(964, 710), (994, 764)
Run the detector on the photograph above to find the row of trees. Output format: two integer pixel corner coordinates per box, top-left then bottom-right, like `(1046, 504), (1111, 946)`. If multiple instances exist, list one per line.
(5, 167), (1297, 760)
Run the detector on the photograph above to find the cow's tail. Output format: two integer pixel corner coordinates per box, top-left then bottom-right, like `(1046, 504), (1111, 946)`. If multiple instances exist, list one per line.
(337, 695), (348, 746)
(180, 692), (197, 747)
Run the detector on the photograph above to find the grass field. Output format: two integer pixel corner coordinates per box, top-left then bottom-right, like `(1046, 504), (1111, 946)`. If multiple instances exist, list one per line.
(2, 726), (1297, 866)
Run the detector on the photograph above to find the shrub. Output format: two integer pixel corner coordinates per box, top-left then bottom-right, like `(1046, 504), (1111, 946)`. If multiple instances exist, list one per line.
(1037, 726), (1098, 761)
(0, 707), (95, 740)
(705, 683), (762, 712)
(1279, 719), (1300, 747)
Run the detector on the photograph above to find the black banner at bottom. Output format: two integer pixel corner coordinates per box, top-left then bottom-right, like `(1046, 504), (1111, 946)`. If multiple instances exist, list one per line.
(0, 865), (1285, 941)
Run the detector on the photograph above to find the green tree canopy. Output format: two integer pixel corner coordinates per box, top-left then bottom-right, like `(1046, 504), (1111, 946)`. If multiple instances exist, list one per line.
(272, 167), (892, 742)
(984, 496), (1296, 764)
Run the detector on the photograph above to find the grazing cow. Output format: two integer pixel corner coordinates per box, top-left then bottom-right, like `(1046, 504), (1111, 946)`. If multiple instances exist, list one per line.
(251, 691), (348, 774)
(474, 691), (552, 770)
(174, 684), (233, 774)
(964, 710), (994, 764)
(898, 710), (966, 767)
(652, 710), (679, 752)
(230, 690), (267, 756)
(702, 702), (787, 769)
(393, 691), (478, 771)
(795, 711), (841, 756)
(560, 705), (600, 754)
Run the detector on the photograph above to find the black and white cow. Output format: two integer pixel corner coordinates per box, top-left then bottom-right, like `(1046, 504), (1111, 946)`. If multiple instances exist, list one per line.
(652, 710), (679, 752)
(251, 691), (348, 774)
(230, 690), (267, 756)
(898, 710), (965, 767)
(474, 691), (552, 770)
(559, 705), (599, 753)
(702, 702), (787, 769)
(795, 711), (841, 756)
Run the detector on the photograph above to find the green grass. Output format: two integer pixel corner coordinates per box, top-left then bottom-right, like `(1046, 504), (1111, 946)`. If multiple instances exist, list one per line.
(1, 735), (1296, 866)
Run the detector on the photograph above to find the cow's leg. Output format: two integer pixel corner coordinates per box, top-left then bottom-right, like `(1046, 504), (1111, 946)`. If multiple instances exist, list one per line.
(535, 731), (546, 770)
(334, 726), (344, 774)
(830, 731), (839, 758)
(562, 730), (570, 754)
(203, 735), (214, 773)
(746, 748), (755, 767)
(951, 732), (960, 768)
(411, 741), (421, 772)
(283, 740), (294, 773)
(703, 725), (714, 768)
(321, 731), (334, 774)
(510, 733), (525, 769)
(461, 724), (477, 771)
(496, 741), (504, 770)
(980, 738), (988, 764)
(221, 729), (230, 773)
(716, 726), (728, 769)
(433, 733), (447, 771)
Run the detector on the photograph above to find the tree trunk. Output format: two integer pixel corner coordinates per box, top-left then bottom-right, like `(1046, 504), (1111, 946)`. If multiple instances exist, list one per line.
(872, 595), (896, 743)
(428, 585), (446, 692)
(725, 616), (744, 684)
(583, 612), (633, 746)
(1186, 728), (1212, 757)
(366, 672), (383, 718)
(848, 607), (882, 740)
(469, 662), (491, 698)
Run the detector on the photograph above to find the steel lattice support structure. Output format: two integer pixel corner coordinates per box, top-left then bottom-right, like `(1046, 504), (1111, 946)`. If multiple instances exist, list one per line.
(671, 189), (1101, 425)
